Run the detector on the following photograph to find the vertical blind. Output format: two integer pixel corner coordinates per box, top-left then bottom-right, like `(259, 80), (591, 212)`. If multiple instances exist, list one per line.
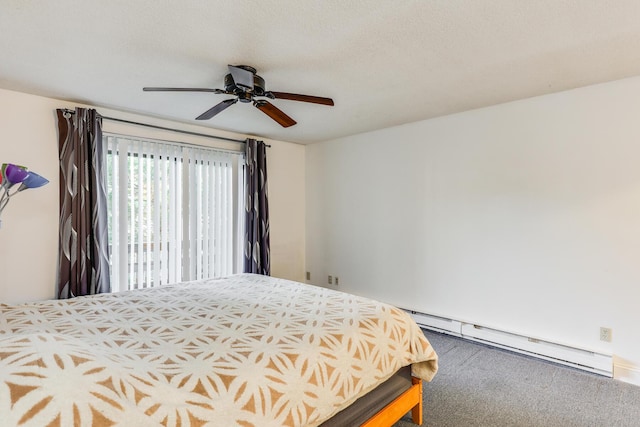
(104, 134), (244, 292)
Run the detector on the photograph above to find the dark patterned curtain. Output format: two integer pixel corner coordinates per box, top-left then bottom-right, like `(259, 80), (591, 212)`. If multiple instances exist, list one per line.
(244, 139), (270, 275)
(55, 108), (111, 298)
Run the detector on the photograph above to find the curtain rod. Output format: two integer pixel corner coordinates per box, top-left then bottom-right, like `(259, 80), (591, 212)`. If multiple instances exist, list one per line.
(61, 108), (271, 147)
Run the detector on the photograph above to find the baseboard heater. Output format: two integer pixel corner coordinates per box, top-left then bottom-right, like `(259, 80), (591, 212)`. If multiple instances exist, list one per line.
(405, 310), (613, 377)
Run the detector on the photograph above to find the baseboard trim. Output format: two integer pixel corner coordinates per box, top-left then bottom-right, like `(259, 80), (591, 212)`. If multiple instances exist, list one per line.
(614, 363), (640, 386)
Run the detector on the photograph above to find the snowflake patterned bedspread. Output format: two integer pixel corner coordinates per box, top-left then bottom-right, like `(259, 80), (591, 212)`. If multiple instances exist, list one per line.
(0, 274), (438, 427)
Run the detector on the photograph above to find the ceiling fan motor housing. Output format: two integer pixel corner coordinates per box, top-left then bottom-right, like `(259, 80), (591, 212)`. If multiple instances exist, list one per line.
(224, 71), (266, 100)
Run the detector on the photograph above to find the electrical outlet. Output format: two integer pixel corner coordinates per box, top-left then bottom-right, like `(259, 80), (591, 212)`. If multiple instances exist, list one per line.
(335, 277), (339, 286)
(306, 271), (311, 280)
(328, 275), (333, 285)
(600, 327), (612, 342)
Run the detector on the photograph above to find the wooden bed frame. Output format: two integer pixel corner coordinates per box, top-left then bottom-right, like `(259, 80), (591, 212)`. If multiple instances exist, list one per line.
(362, 377), (423, 427)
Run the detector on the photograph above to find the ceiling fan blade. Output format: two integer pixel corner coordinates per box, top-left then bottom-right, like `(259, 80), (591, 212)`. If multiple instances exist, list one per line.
(228, 65), (254, 91)
(143, 87), (225, 93)
(269, 91), (334, 106)
(195, 98), (238, 120)
(254, 100), (296, 128)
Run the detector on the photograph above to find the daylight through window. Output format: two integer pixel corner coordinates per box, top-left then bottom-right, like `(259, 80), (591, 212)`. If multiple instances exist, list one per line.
(104, 134), (244, 292)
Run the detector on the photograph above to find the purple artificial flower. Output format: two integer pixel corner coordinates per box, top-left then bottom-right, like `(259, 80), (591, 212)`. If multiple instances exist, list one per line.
(4, 164), (29, 187)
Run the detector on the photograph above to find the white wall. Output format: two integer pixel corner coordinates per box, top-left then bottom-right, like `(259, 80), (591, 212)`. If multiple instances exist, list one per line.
(306, 76), (640, 385)
(0, 88), (305, 304)
(0, 90), (61, 303)
(266, 140), (306, 281)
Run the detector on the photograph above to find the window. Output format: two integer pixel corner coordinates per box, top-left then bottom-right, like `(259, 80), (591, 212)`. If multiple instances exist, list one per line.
(104, 134), (244, 292)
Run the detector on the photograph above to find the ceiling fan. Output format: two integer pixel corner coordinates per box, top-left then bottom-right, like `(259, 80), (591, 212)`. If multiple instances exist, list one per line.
(143, 65), (334, 128)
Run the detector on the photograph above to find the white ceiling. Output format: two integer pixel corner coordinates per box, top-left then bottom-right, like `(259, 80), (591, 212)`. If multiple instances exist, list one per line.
(2, 1), (640, 144)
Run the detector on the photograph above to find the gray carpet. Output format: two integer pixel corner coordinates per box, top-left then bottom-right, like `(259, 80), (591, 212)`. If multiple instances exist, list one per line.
(394, 330), (640, 427)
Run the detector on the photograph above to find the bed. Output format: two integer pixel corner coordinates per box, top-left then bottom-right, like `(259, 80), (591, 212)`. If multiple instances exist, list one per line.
(0, 274), (438, 426)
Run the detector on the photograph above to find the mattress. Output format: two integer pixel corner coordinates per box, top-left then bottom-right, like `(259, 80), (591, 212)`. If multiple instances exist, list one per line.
(0, 274), (438, 426)
(319, 365), (413, 426)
